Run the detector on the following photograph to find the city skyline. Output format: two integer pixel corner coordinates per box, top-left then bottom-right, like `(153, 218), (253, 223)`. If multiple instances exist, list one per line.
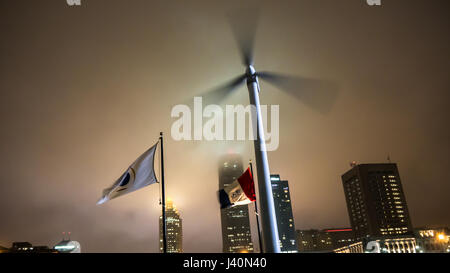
(3, 161), (447, 253)
(1, 0), (449, 252)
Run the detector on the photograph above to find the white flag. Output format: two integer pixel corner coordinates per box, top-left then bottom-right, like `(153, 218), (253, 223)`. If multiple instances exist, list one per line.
(97, 143), (158, 205)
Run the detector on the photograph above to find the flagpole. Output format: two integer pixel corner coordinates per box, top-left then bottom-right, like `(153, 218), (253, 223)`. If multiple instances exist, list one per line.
(249, 160), (263, 253)
(160, 132), (167, 253)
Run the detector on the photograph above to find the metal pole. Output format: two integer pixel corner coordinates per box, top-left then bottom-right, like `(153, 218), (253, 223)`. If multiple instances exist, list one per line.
(249, 160), (264, 253)
(246, 66), (281, 253)
(160, 132), (167, 253)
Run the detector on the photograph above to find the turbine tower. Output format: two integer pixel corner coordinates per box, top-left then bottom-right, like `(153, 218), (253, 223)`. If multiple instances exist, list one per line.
(199, 9), (338, 253)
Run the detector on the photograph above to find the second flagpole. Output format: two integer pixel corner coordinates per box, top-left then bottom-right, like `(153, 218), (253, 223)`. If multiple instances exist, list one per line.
(160, 132), (167, 253)
(250, 160), (264, 253)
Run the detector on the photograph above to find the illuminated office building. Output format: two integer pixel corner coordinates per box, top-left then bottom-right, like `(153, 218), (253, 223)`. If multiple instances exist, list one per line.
(219, 154), (254, 253)
(159, 198), (182, 253)
(296, 228), (355, 252)
(271, 174), (298, 252)
(341, 163), (413, 241)
(295, 228), (417, 253)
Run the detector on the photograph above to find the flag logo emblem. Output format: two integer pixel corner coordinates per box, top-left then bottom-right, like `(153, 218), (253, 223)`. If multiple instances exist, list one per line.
(116, 168), (136, 192)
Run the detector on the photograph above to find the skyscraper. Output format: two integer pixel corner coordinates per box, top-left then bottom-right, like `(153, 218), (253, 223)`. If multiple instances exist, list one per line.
(271, 174), (298, 252)
(159, 198), (182, 253)
(219, 154), (254, 253)
(341, 163), (413, 241)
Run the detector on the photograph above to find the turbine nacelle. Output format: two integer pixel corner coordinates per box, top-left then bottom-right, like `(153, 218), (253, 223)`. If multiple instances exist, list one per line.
(246, 65), (256, 76)
(245, 65), (259, 89)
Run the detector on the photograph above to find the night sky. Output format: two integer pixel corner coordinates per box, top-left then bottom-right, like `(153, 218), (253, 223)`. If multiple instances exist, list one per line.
(0, 0), (449, 252)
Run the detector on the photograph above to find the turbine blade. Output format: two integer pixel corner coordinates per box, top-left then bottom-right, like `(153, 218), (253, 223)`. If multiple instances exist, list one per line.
(194, 74), (246, 106)
(227, 8), (260, 66)
(258, 72), (339, 114)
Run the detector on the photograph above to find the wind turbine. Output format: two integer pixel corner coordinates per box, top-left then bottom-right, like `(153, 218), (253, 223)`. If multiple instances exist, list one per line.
(200, 9), (338, 253)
